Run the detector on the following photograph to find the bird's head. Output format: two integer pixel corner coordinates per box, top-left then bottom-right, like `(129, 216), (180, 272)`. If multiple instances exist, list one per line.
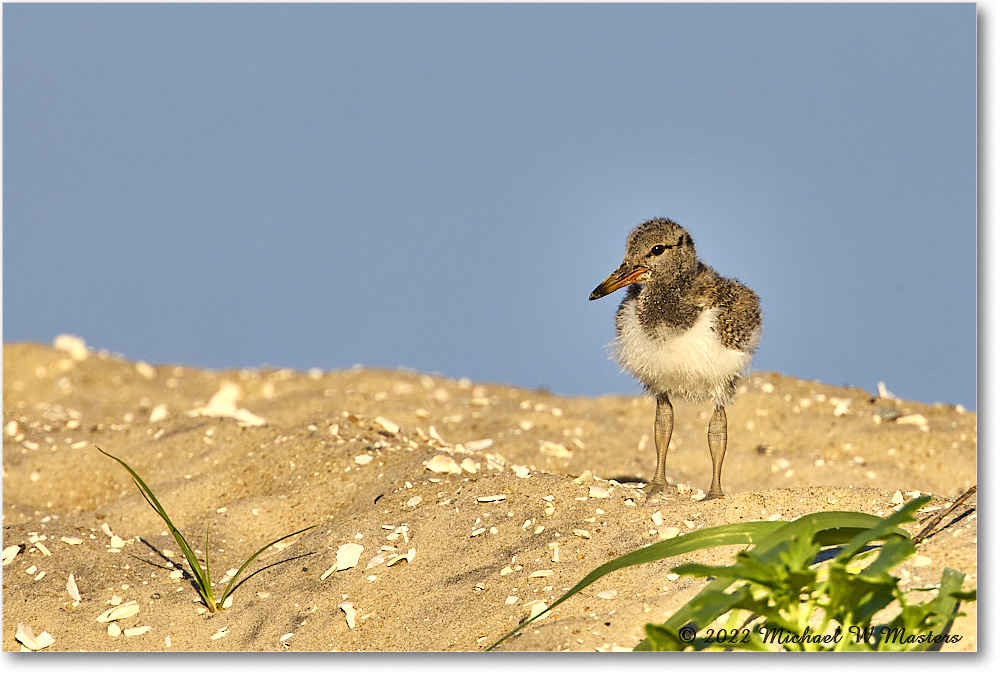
(589, 218), (697, 301)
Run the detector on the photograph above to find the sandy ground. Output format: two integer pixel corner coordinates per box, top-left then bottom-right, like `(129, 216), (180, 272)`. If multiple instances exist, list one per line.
(2, 339), (977, 652)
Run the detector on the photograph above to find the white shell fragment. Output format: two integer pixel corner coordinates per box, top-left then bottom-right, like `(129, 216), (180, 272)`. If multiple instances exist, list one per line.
(61, 536), (84, 545)
(539, 440), (572, 458)
(336, 543), (365, 571)
(3, 545), (22, 566)
(597, 590), (618, 600)
(149, 404), (170, 423)
(108, 623), (122, 637)
(339, 602), (357, 629)
(896, 414), (930, 432)
(425, 454), (462, 474)
(386, 548), (416, 566)
(67, 574), (81, 602)
(659, 526), (681, 540)
(477, 495), (506, 503)
(53, 333), (89, 360)
(187, 382), (266, 426)
(830, 398), (852, 417)
(527, 601), (548, 620)
(97, 601), (140, 623)
(16, 623), (56, 651)
(588, 486), (611, 499)
(460, 458), (479, 474)
(375, 416), (400, 435)
(124, 626), (152, 637)
(463, 438), (494, 452)
(135, 361), (157, 379)
(210, 627), (229, 640)
(877, 381), (897, 399)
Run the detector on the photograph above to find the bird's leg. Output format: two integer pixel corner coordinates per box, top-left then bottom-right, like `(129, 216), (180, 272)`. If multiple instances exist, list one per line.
(644, 394), (673, 497)
(706, 405), (728, 499)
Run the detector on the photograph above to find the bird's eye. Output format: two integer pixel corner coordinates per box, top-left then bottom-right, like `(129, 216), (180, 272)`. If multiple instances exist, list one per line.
(650, 244), (666, 256)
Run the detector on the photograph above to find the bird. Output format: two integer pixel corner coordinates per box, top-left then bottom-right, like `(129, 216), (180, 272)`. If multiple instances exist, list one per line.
(589, 218), (762, 499)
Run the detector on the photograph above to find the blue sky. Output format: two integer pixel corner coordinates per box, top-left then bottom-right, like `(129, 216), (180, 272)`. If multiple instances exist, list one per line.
(2, 2), (977, 409)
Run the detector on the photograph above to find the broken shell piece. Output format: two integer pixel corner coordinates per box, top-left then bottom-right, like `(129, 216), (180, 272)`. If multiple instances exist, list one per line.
(186, 382), (266, 426)
(597, 590), (618, 600)
(650, 511), (664, 527)
(210, 627), (229, 640)
(460, 458), (479, 474)
(588, 486), (611, 499)
(124, 626), (152, 637)
(67, 574), (81, 602)
(96, 601), (140, 623)
(477, 495), (506, 503)
(149, 404), (170, 424)
(354, 454), (374, 465)
(877, 381), (897, 400)
(108, 623), (122, 638)
(512, 465), (530, 479)
(527, 601), (548, 619)
(386, 548), (416, 566)
(425, 454), (462, 475)
(530, 570), (553, 578)
(53, 333), (88, 360)
(339, 602), (357, 629)
(830, 398), (852, 417)
(336, 543), (365, 571)
(34, 542), (52, 556)
(406, 495), (423, 507)
(658, 526), (681, 540)
(61, 536), (84, 545)
(464, 438), (494, 452)
(539, 440), (572, 458)
(109, 535), (126, 549)
(375, 416), (400, 435)
(896, 414), (929, 432)
(573, 530), (592, 539)
(15, 623), (56, 651)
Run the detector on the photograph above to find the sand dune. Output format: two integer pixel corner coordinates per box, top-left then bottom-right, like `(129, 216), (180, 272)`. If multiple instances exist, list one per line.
(3, 340), (976, 651)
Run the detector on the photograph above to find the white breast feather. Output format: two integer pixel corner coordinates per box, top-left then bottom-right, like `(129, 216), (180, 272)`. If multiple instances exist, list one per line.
(612, 302), (757, 404)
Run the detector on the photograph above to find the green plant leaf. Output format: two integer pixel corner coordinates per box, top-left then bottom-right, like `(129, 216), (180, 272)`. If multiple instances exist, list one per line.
(486, 520), (786, 650)
(218, 524), (319, 604)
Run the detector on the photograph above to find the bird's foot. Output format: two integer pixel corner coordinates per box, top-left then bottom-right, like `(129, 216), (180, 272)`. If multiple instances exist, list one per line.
(703, 487), (726, 501)
(643, 479), (671, 500)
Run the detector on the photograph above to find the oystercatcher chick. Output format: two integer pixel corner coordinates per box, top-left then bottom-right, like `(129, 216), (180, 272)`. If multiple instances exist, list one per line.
(589, 218), (762, 499)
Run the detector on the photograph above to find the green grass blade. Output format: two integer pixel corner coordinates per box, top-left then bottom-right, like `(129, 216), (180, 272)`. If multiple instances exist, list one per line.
(833, 496), (931, 563)
(487, 519), (785, 650)
(203, 524), (216, 611)
(218, 524), (318, 604)
(97, 446), (215, 609)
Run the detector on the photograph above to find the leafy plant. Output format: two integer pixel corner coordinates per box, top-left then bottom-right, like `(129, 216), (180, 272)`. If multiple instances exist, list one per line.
(488, 496), (975, 651)
(638, 496), (975, 651)
(98, 446), (317, 612)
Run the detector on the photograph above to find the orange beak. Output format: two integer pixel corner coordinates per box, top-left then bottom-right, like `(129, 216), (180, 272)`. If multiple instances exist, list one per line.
(589, 266), (649, 301)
